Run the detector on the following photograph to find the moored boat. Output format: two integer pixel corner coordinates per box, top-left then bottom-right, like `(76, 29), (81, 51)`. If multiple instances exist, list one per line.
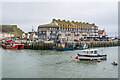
(53, 44), (75, 51)
(75, 49), (107, 60)
(2, 40), (24, 49)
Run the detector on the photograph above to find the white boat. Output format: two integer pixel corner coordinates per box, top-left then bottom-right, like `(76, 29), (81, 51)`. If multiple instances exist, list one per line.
(75, 49), (107, 60)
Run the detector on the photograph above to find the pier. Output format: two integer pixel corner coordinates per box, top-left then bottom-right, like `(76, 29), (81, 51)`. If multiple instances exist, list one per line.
(21, 40), (119, 50)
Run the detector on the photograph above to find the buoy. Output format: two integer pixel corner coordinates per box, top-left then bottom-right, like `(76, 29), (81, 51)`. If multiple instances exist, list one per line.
(28, 44), (31, 46)
(98, 59), (101, 62)
(90, 58), (93, 61)
(77, 47), (79, 50)
(75, 56), (78, 59)
(112, 62), (118, 65)
(103, 68), (106, 70)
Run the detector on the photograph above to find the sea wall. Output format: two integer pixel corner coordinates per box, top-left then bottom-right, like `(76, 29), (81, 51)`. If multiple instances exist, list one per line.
(22, 40), (119, 50)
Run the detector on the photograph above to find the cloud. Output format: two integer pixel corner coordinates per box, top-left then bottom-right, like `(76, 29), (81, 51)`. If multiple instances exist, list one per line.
(1, 2), (118, 36)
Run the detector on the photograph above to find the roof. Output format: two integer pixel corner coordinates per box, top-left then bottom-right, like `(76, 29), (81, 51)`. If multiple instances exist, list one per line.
(53, 19), (97, 27)
(0, 25), (14, 32)
(38, 25), (47, 27)
(23, 33), (27, 35)
(28, 32), (38, 35)
(98, 29), (105, 34)
(38, 19), (98, 29)
(25, 33), (28, 35)
(82, 49), (98, 52)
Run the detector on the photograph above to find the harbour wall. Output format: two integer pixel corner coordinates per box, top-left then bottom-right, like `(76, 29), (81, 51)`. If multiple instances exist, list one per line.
(22, 40), (120, 50)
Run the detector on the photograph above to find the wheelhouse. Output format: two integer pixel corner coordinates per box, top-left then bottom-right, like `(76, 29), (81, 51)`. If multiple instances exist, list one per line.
(82, 49), (98, 54)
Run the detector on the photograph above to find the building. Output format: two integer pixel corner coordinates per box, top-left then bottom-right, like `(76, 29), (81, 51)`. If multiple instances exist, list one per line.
(0, 25), (24, 39)
(22, 32), (38, 39)
(38, 19), (98, 41)
(22, 33), (28, 39)
(0, 25), (15, 39)
(98, 29), (106, 37)
(0, 33), (14, 39)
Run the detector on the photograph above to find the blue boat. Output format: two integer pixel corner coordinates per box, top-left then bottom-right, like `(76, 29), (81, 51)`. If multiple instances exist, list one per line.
(52, 44), (76, 51)
(78, 43), (88, 50)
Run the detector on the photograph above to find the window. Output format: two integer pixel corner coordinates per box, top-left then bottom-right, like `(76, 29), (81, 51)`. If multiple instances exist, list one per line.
(94, 51), (97, 54)
(91, 51), (93, 54)
(62, 27), (63, 30)
(59, 31), (61, 34)
(65, 28), (67, 30)
(43, 31), (46, 34)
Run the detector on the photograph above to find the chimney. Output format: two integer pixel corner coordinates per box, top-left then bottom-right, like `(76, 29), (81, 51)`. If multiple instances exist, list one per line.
(63, 20), (65, 22)
(58, 19), (60, 21)
(53, 19), (55, 21)
(92, 23), (95, 25)
(71, 21), (74, 23)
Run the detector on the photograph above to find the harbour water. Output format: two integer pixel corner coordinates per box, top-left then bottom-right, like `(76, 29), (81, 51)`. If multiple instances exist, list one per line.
(1, 46), (118, 78)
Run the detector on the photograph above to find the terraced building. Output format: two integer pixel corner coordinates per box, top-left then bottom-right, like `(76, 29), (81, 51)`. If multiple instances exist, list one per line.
(38, 19), (98, 41)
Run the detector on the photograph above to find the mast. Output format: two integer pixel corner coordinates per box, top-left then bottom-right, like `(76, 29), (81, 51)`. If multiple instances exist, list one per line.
(32, 26), (34, 32)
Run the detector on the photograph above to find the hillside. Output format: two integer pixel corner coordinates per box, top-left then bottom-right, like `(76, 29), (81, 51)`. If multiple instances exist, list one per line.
(0, 25), (24, 37)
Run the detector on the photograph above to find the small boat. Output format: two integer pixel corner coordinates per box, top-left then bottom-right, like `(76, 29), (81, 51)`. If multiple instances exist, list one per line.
(75, 49), (107, 60)
(112, 62), (118, 66)
(2, 40), (24, 49)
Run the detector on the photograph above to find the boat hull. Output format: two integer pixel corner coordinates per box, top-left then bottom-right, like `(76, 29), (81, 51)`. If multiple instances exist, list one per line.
(76, 49), (107, 60)
(77, 56), (107, 60)
(2, 44), (24, 49)
(53, 45), (75, 51)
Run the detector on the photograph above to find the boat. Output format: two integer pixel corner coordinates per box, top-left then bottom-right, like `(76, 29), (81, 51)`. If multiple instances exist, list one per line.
(75, 49), (107, 60)
(78, 43), (88, 50)
(52, 44), (75, 51)
(2, 40), (24, 49)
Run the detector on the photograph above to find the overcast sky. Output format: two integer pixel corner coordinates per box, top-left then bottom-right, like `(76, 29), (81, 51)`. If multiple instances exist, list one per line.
(1, 1), (118, 37)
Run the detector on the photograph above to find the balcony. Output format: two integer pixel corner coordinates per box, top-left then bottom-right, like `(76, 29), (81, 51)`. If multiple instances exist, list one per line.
(89, 34), (93, 36)
(66, 34), (71, 36)
(38, 31), (46, 35)
(74, 34), (79, 36)
(92, 31), (98, 33)
(94, 28), (98, 30)
(82, 34), (87, 36)
(50, 33), (56, 35)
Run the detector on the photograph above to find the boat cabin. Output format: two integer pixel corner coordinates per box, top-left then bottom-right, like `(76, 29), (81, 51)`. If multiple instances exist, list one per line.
(82, 49), (98, 54)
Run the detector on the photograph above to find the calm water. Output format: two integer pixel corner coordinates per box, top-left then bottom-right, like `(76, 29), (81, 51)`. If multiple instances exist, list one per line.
(1, 46), (118, 78)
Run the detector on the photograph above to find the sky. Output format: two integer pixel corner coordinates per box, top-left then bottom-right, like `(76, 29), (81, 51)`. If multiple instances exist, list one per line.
(0, 0), (118, 37)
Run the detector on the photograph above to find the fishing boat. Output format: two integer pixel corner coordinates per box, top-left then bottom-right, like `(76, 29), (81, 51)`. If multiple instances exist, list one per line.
(75, 49), (107, 60)
(77, 43), (88, 50)
(2, 40), (24, 49)
(53, 44), (75, 51)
